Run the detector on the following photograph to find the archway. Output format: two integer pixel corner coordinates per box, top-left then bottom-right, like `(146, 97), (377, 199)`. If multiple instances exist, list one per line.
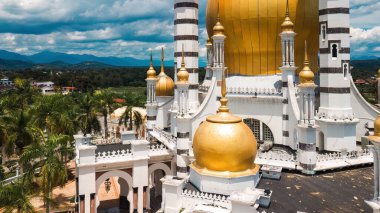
(147, 163), (171, 212)
(243, 118), (274, 143)
(96, 170), (133, 213)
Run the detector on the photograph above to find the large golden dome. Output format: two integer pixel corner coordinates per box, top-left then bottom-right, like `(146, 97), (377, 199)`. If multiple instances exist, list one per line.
(156, 48), (174, 96)
(192, 70), (258, 177)
(369, 115), (380, 143)
(206, 0), (319, 76)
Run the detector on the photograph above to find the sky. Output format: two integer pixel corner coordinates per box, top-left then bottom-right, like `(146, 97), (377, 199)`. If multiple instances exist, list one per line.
(0, 0), (379, 62)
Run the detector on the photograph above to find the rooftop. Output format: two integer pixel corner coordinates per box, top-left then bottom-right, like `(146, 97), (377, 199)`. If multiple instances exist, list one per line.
(258, 166), (373, 213)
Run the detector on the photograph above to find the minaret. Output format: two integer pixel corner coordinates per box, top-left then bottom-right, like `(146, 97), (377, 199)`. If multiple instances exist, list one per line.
(297, 42), (318, 174)
(317, 0), (358, 152)
(175, 47), (191, 178)
(174, 0), (199, 113)
(211, 7), (226, 85)
(145, 51), (158, 133)
(279, 0), (297, 147)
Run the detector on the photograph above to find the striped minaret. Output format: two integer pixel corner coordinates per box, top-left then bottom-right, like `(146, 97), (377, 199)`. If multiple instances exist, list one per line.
(279, 1), (297, 147)
(317, 0), (358, 152)
(174, 0), (199, 113)
(175, 49), (191, 178)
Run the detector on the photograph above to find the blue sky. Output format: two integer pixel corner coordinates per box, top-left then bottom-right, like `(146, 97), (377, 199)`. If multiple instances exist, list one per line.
(0, 0), (378, 62)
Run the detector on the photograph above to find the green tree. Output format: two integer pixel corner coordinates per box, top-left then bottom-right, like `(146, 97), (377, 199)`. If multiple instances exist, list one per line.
(94, 90), (120, 138)
(20, 130), (73, 213)
(0, 179), (35, 213)
(76, 94), (101, 136)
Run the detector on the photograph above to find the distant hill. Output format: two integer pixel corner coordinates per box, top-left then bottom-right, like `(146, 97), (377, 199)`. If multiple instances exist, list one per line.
(0, 49), (174, 68)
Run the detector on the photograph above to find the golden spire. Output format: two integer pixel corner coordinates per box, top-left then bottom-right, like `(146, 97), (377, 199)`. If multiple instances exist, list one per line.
(177, 45), (189, 83)
(206, 37), (212, 47)
(299, 41), (315, 84)
(160, 47), (165, 74)
(281, 0), (294, 32)
(146, 49), (156, 80)
(213, 0), (225, 36)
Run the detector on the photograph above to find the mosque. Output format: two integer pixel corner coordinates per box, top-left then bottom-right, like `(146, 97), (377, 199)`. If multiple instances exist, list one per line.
(75, 0), (380, 212)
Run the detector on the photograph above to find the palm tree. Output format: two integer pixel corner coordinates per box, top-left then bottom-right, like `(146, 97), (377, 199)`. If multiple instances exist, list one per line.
(0, 179), (35, 213)
(32, 94), (77, 136)
(119, 92), (145, 132)
(20, 130), (73, 213)
(94, 90), (120, 138)
(76, 94), (101, 136)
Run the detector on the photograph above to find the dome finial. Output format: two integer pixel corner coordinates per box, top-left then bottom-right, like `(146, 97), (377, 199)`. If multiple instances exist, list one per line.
(213, 0), (225, 36)
(146, 49), (156, 80)
(217, 0), (221, 22)
(218, 68), (229, 113)
(150, 49), (153, 66)
(281, 0), (294, 32)
(177, 44), (189, 83)
(304, 40), (309, 66)
(160, 47), (165, 74)
(299, 40), (315, 84)
(285, 0), (290, 18)
(181, 44), (185, 68)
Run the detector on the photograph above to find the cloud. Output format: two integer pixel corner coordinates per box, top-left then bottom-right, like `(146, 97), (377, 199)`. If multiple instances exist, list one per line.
(0, 0), (377, 63)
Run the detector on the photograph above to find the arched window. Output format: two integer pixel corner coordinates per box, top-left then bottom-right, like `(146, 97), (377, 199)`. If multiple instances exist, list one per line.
(332, 44), (338, 58)
(343, 63), (348, 79)
(243, 118), (274, 142)
(322, 25), (326, 41)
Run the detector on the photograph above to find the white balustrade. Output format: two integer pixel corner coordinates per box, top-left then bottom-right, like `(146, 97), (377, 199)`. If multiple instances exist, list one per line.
(316, 149), (372, 162)
(181, 189), (231, 210)
(96, 149), (132, 163)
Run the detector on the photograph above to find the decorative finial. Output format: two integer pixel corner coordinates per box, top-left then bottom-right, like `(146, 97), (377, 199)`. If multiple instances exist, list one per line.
(150, 49), (153, 67)
(217, 0), (221, 22)
(304, 40), (309, 66)
(219, 68), (229, 113)
(160, 47), (165, 73)
(285, 0), (290, 17)
(181, 44), (185, 68)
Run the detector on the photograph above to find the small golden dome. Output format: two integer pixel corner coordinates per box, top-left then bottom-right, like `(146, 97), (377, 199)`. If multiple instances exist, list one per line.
(177, 47), (189, 84)
(281, 1), (294, 32)
(156, 48), (174, 96)
(213, 21), (225, 36)
(206, 37), (212, 47)
(377, 69), (380, 78)
(146, 50), (156, 80)
(192, 68), (258, 176)
(299, 42), (315, 84)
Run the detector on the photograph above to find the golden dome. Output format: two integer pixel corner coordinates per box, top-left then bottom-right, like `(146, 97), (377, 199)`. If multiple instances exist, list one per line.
(177, 48), (189, 84)
(192, 68), (258, 177)
(369, 115), (380, 143)
(281, 1), (294, 32)
(213, 20), (225, 36)
(146, 50), (156, 80)
(378, 69), (380, 78)
(299, 42), (315, 84)
(156, 48), (174, 96)
(206, 0), (319, 76)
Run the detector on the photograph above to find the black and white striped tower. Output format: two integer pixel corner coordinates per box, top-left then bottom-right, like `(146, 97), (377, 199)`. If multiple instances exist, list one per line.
(175, 49), (191, 178)
(297, 43), (318, 175)
(145, 51), (158, 133)
(317, 0), (358, 152)
(174, 0), (199, 113)
(279, 0), (297, 147)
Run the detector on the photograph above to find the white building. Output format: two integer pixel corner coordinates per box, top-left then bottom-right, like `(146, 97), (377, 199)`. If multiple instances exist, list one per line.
(75, 0), (379, 212)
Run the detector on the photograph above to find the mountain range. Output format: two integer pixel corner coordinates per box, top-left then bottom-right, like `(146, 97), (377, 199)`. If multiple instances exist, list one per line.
(0, 49), (176, 70)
